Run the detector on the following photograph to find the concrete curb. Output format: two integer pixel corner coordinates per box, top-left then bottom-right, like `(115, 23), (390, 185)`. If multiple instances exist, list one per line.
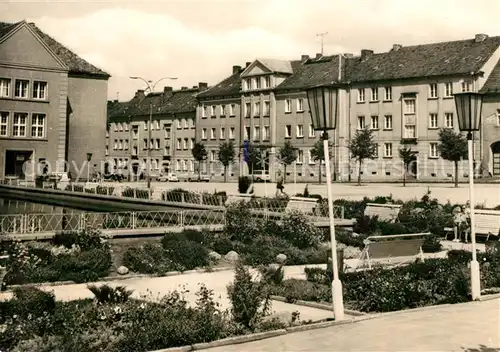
(479, 292), (500, 301)
(270, 295), (367, 317)
(6, 266), (233, 290)
(191, 329), (287, 350)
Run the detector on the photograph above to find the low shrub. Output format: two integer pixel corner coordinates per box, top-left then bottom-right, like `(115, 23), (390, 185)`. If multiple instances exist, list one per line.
(268, 279), (331, 304)
(122, 242), (174, 275)
(66, 184), (84, 192)
(122, 187), (149, 199)
(87, 284), (133, 304)
(238, 176), (252, 194)
(163, 239), (210, 271)
(258, 265), (284, 285)
(96, 185), (115, 195)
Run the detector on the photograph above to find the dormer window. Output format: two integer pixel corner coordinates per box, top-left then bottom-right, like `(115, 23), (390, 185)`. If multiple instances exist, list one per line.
(255, 77), (261, 89)
(461, 80), (473, 92)
(246, 79), (252, 90)
(263, 76), (271, 88)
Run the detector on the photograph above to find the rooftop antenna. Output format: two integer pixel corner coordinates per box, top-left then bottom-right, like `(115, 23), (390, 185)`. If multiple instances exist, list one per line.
(316, 32), (328, 55)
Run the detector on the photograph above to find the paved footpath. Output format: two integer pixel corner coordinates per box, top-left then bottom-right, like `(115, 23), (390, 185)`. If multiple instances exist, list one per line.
(206, 298), (500, 352)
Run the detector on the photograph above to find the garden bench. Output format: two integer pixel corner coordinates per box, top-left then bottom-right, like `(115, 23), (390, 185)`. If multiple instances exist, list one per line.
(346, 232), (430, 271)
(84, 182), (99, 192)
(443, 209), (500, 242)
(364, 203), (402, 223)
(286, 196), (319, 215)
(224, 194), (253, 207)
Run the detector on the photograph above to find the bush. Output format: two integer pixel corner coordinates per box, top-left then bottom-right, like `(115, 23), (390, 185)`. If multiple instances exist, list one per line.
(279, 211), (321, 249)
(88, 284), (133, 304)
(123, 242), (173, 275)
(162, 238), (210, 271)
(12, 287), (57, 317)
(96, 186), (114, 195)
(52, 228), (106, 251)
(258, 265), (284, 285)
(238, 176), (252, 194)
(268, 279), (331, 303)
(122, 187), (149, 198)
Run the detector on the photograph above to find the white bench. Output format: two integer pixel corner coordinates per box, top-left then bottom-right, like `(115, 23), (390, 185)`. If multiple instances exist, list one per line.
(225, 193), (254, 207)
(443, 209), (500, 242)
(286, 196), (319, 215)
(364, 203), (402, 223)
(347, 233), (430, 271)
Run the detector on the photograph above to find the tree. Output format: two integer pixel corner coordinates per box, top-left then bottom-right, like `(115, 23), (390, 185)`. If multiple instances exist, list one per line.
(437, 128), (468, 188)
(348, 127), (378, 186)
(310, 136), (333, 184)
(277, 140), (296, 183)
(218, 141), (236, 183)
(399, 147), (414, 187)
(191, 142), (207, 179)
(244, 143), (261, 174)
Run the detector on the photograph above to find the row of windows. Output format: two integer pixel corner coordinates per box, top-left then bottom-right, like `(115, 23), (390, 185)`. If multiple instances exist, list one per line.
(0, 78), (48, 100)
(202, 104), (237, 118)
(242, 76), (272, 91)
(356, 112), (455, 131)
(0, 111), (46, 138)
(110, 118), (195, 133)
(201, 127), (237, 140)
(356, 81), (473, 103)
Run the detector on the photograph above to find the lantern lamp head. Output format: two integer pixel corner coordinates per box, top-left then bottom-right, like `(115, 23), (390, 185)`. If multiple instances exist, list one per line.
(453, 92), (483, 132)
(305, 85), (339, 131)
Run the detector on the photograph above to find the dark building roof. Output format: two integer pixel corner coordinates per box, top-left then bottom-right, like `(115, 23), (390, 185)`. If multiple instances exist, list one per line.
(196, 71), (242, 99)
(108, 87), (202, 120)
(480, 59), (500, 94)
(0, 21), (110, 78)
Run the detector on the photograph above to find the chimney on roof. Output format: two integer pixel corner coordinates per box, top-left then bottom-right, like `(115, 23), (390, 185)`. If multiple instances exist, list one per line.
(315, 53), (322, 59)
(361, 49), (374, 61)
(135, 89), (145, 99)
(475, 33), (488, 42)
(232, 65), (241, 74)
(181, 86), (188, 90)
(245, 61), (251, 68)
(163, 86), (173, 99)
(343, 53), (354, 58)
(392, 44), (402, 52)
(198, 82), (208, 91)
(301, 55), (310, 63)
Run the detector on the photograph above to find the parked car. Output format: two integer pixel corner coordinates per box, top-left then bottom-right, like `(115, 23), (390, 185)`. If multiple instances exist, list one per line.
(103, 173), (125, 182)
(158, 173), (179, 182)
(251, 170), (271, 182)
(188, 173), (211, 182)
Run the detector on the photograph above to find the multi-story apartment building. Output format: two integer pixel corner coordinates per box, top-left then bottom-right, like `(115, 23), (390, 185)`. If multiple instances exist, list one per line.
(0, 20), (109, 180)
(196, 34), (500, 182)
(107, 83), (207, 179)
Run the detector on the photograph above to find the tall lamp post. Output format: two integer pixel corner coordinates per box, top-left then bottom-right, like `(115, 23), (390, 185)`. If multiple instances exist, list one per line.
(454, 91), (483, 301)
(305, 85), (344, 320)
(86, 152), (92, 183)
(130, 76), (178, 189)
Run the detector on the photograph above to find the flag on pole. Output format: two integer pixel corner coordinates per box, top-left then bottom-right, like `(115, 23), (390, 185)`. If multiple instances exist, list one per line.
(243, 140), (249, 163)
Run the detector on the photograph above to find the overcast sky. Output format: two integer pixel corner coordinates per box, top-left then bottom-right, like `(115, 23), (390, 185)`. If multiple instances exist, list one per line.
(3, 0), (499, 101)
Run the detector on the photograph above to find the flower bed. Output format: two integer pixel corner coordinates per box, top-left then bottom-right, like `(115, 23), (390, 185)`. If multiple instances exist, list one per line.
(268, 247), (500, 313)
(2, 229), (112, 285)
(1, 264), (309, 352)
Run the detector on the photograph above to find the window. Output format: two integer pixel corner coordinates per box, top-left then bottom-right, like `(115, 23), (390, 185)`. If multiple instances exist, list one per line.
(105, 145), (109, 156)
(263, 125), (270, 140)
(429, 143), (438, 158)
(164, 127), (171, 139)
(445, 113), (454, 128)
(429, 113), (438, 128)
(246, 79), (252, 90)
(384, 115), (393, 130)
(132, 126), (139, 139)
(297, 98), (304, 112)
(145, 120), (149, 130)
(189, 160), (194, 172)
(373, 144), (378, 158)
(189, 118), (195, 128)
(155, 139), (160, 149)
(404, 125), (416, 138)
(429, 83), (438, 98)
(211, 105), (216, 117)
(357, 116), (365, 129)
(229, 127), (235, 139)
(124, 139), (129, 150)
(152, 159), (158, 170)
(190, 138), (195, 149)
(175, 160), (180, 171)
(143, 138), (148, 149)
(0, 112), (8, 136)
(220, 127), (226, 139)
(497, 109), (500, 126)
(32, 81), (47, 100)
(0, 78), (10, 97)
(245, 102), (251, 118)
(296, 124), (304, 137)
(176, 138), (181, 150)
(244, 126), (250, 140)
(254, 102), (260, 117)
(201, 128), (207, 140)
(370, 115), (379, 129)
(124, 123), (129, 131)
(31, 113), (45, 138)
(220, 105), (225, 116)
(210, 150), (216, 162)
(308, 150), (315, 164)
(255, 77), (261, 89)
(308, 124), (315, 137)
(285, 124), (292, 138)
(461, 80), (472, 92)
(384, 143), (393, 157)
(202, 105), (208, 118)
(404, 99), (416, 114)
(263, 101), (270, 116)
(118, 140), (123, 149)
(296, 150), (304, 164)
(384, 87), (392, 101)
(14, 80), (29, 98)
(253, 126), (260, 141)
(183, 138), (188, 150)
(285, 99), (292, 113)
(210, 128), (216, 139)
(263, 76), (271, 88)
(444, 82), (453, 97)
(114, 140), (118, 150)
(229, 104), (235, 117)
(357, 88), (365, 102)
(164, 146), (170, 156)
(371, 88), (378, 101)
(117, 122), (123, 131)
(12, 113), (27, 137)
(182, 119), (188, 129)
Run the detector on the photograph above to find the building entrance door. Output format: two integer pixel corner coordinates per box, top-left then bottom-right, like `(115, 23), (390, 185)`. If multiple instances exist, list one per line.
(4, 150), (33, 179)
(492, 141), (500, 176)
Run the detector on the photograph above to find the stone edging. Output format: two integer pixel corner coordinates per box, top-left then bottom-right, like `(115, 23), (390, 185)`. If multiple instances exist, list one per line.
(269, 295), (367, 317)
(6, 266), (233, 290)
(149, 316), (374, 352)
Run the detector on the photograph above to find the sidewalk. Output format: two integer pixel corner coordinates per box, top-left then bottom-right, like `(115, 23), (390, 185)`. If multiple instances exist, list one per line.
(205, 298), (500, 352)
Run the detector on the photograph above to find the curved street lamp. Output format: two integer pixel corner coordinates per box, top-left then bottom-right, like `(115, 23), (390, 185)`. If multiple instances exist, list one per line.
(130, 76), (178, 189)
(453, 91), (484, 301)
(305, 84), (344, 321)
